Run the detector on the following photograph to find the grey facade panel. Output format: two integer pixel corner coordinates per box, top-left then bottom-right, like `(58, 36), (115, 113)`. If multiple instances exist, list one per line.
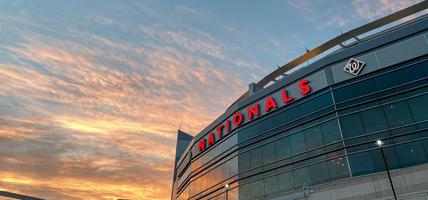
(376, 33), (428, 67)
(331, 52), (380, 83)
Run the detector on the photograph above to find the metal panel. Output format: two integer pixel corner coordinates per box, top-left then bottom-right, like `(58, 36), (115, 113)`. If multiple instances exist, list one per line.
(376, 34), (428, 67)
(331, 52), (380, 83)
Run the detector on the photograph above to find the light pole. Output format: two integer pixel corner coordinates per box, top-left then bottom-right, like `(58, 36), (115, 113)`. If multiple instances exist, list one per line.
(225, 184), (229, 200)
(375, 139), (397, 200)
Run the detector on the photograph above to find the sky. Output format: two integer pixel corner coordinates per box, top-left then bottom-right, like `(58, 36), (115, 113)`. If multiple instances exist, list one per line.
(0, 0), (425, 199)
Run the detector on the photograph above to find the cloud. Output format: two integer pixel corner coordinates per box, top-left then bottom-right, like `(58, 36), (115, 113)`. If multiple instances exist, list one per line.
(288, 0), (360, 28)
(353, 0), (425, 21)
(0, 1), (256, 199)
(289, 0), (424, 29)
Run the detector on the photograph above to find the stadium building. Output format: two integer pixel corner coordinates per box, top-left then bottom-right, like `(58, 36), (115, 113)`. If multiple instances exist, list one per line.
(172, 2), (428, 200)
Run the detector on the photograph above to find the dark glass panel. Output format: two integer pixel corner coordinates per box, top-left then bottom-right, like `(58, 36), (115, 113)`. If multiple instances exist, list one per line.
(370, 149), (386, 173)
(383, 101), (414, 128)
(250, 148), (262, 169)
(283, 106), (301, 124)
(305, 125), (323, 150)
(238, 127), (250, 142)
(374, 71), (399, 91)
(352, 78), (377, 97)
(320, 120), (341, 143)
(293, 167), (311, 188)
(348, 151), (376, 176)
(309, 161), (330, 185)
(328, 156), (350, 180)
(390, 124), (417, 137)
(278, 171), (294, 192)
(422, 138), (428, 154)
(333, 86), (354, 103)
(360, 107), (389, 133)
(396, 64), (424, 84)
(238, 151), (250, 172)
(340, 113), (364, 139)
(408, 94), (428, 122)
(239, 184), (251, 200)
(396, 141), (428, 167)
(290, 132), (306, 155)
(247, 123), (261, 140)
(405, 82), (428, 97)
(420, 60), (428, 76)
(300, 97), (317, 116)
(382, 146), (401, 170)
(262, 143), (276, 165)
(264, 176), (279, 196)
(276, 137), (291, 160)
(301, 93), (332, 116)
(250, 179), (264, 199)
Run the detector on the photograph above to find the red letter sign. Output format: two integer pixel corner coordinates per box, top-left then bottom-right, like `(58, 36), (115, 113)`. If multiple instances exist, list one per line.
(233, 112), (243, 126)
(217, 124), (224, 138)
(198, 139), (206, 152)
(247, 103), (260, 120)
(225, 120), (231, 133)
(281, 89), (294, 103)
(298, 79), (311, 95)
(207, 133), (215, 146)
(265, 97), (277, 112)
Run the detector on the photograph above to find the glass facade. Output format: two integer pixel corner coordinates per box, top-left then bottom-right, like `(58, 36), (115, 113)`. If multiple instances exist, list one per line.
(174, 58), (428, 200)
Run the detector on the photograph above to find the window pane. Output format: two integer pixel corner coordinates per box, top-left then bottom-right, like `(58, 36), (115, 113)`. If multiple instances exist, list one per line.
(239, 151), (250, 172)
(316, 92), (333, 109)
(301, 98), (316, 116)
(293, 167), (311, 188)
(301, 93), (332, 116)
(321, 119), (342, 144)
(420, 60), (428, 76)
(334, 86), (354, 103)
(250, 148), (262, 169)
(383, 146), (401, 170)
(360, 107), (388, 133)
(264, 175), (279, 196)
(383, 101), (414, 128)
(370, 149), (386, 173)
(310, 161), (330, 185)
(375, 71), (399, 91)
(396, 141), (428, 167)
(250, 179), (264, 199)
(276, 137), (291, 160)
(305, 125), (323, 149)
(352, 78), (377, 97)
(397, 64), (424, 84)
(278, 171), (294, 192)
(348, 151), (375, 176)
(408, 94), (428, 122)
(340, 113), (364, 139)
(284, 106), (301, 123)
(290, 132), (306, 155)
(262, 143), (276, 165)
(328, 156), (350, 180)
(239, 183), (251, 200)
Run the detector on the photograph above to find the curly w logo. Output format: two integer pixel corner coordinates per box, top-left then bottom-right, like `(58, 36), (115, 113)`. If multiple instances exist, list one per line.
(344, 58), (365, 76)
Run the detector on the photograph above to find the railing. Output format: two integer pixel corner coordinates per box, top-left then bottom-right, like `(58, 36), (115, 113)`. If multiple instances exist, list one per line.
(230, 1), (428, 107)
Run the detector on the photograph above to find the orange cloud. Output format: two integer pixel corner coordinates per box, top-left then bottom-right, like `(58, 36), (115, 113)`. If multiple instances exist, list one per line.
(0, 13), (248, 200)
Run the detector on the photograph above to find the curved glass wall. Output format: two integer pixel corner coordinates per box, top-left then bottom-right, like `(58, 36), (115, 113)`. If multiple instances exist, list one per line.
(175, 58), (428, 200)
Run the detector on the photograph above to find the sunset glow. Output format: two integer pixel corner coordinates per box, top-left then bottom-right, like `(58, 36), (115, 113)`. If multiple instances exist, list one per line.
(0, 0), (424, 199)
